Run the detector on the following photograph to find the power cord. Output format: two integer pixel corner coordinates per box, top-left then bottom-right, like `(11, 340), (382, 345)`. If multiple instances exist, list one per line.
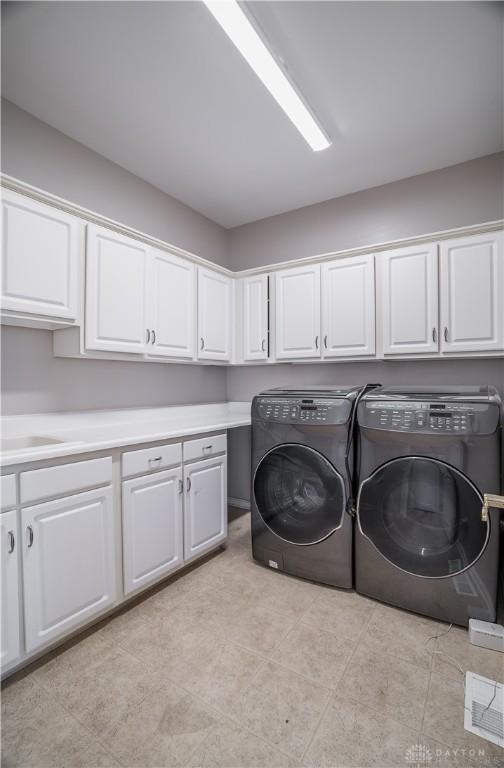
(425, 624), (500, 727)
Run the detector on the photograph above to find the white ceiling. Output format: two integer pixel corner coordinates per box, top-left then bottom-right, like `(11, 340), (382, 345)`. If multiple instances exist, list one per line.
(2, 1), (503, 228)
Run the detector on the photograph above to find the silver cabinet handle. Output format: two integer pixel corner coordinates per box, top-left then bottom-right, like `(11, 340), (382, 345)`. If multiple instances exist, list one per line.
(178, 479), (183, 494)
(27, 525), (34, 548)
(200, 337), (205, 351)
(7, 530), (15, 554)
(324, 335), (328, 349)
(186, 476), (191, 492)
(151, 330), (156, 345)
(432, 328), (437, 343)
(148, 455), (162, 464)
(315, 335), (319, 349)
(261, 338), (266, 352)
(202, 445), (213, 454)
(444, 327), (449, 342)
(146, 328), (151, 344)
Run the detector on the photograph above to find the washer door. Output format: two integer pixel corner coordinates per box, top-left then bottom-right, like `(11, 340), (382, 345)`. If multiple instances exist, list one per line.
(253, 443), (345, 545)
(357, 457), (488, 578)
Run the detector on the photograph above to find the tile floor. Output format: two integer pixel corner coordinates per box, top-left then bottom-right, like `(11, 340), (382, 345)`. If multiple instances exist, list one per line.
(2, 510), (503, 768)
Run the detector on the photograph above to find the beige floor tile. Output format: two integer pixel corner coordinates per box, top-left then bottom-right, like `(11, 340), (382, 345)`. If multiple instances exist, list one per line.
(270, 623), (353, 689)
(183, 642), (264, 715)
(337, 644), (430, 729)
(254, 571), (321, 620)
(188, 720), (296, 768)
(94, 603), (149, 646)
(234, 661), (331, 759)
(50, 645), (162, 738)
(304, 695), (418, 767)
(359, 604), (444, 670)
(103, 682), (220, 767)
(423, 674), (503, 762)
(226, 603), (297, 655)
(301, 587), (376, 641)
(32, 631), (117, 695)
(432, 625), (504, 683)
(2, 676), (119, 768)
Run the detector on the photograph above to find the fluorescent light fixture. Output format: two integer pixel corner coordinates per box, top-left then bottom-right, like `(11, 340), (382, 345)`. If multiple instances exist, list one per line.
(203, 0), (331, 152)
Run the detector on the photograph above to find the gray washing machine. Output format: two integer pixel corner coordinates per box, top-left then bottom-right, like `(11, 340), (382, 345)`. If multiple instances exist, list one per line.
(251, 386), (361, 588)
(356, 385), (502, 626)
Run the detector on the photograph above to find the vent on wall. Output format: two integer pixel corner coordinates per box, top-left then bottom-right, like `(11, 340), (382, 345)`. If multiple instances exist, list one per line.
(464, 672), (503, 748)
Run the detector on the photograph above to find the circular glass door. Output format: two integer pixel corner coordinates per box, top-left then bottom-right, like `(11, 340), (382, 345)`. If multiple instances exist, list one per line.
(253, 444), (345, 545)
(357, 457), (488, 577)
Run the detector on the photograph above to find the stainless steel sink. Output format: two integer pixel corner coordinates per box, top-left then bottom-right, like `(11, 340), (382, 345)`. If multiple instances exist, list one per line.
(1, 435), (65, 452)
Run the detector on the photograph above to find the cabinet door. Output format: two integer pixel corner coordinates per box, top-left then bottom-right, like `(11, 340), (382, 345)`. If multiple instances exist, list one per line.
(440, 232), (503, 353)
(1, 510), (21, 669)
(184, 456), (227, 561)
(86, 225), (149, 354)
(197, 268), (231, 361)
(380, 244), (438, 355)
(122, 467), (184, 595)
(275, 265), (321, 359)
(322, 255), (375, 357)
(147, 249), (195, 359)
(243, 275), (268, 361)
(22, 486), (116, 653)
(1, 189), (80, 320)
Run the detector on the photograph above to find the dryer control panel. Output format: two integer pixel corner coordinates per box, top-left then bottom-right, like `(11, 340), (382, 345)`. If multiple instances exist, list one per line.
(253, 397), (350, 425)
(361, 401), (499, 435)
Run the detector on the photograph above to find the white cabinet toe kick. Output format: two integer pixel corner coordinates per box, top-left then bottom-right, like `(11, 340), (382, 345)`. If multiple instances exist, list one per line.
(0, 430), (228, 678)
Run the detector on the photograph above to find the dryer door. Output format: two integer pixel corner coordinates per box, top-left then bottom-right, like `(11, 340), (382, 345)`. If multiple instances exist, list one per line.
(357, 457), (488, 577)
(253, 444), (345, 545)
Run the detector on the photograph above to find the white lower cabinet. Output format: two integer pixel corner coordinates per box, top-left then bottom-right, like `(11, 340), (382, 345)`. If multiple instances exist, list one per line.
(183, 455), (227, 561)
(22, 486), (116, 654)
(122, 467), (184, 595)
(1, 510), (21, 669)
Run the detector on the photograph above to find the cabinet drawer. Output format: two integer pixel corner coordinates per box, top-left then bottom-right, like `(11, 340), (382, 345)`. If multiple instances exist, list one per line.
(122, 443), (182, 478)
(1, 474), (17, 510)
(20, 457), (112, 504)
(183, 434), (227, 463)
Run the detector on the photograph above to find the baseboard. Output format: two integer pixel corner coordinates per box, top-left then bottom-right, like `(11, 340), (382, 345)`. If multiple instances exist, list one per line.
(228, 497), (251, 510)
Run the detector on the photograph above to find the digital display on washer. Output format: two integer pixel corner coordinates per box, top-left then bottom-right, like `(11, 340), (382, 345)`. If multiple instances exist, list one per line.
(301, 405), (317, 411)
(430, 404), (446, 410)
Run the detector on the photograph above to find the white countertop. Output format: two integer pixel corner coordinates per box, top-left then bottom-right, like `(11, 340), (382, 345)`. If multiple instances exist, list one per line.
(1, 401), (251, 467)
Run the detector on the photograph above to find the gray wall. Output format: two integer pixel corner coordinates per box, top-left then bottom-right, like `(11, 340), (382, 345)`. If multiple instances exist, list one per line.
(1, 100), (229, 416)
(2, 102), (503, 502)
(228, 153), (504, 270)
(1, 327), (226, 415)
(226, 152), (504, 501)
(1, 100), (228, 267)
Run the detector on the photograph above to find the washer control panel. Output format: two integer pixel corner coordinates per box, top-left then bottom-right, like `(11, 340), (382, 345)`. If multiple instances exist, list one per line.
(362, 401), (497, 434)
(253, 397), (349, 425)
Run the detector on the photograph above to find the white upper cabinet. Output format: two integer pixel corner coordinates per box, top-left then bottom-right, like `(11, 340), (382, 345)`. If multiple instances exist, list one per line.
(197, 267), (231, 361)
(243, 274), (269, 361)
(147, 249), (195, 359)
(322, 255), (375, 358)
(22, 486), (116, 654)
(1, 189), (80, 321)
(122, 467), (184, 595)
(86, 225), (149, 354)
(275, 264), (321, 359)
(379, 243), (439, 355)
(1, 510), (21, 669)
(440, 232), (503, 353)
